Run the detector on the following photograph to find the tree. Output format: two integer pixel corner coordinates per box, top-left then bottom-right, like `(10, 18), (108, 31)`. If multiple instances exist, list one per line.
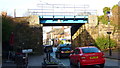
(103, 7), (110, 15)
(2, 15), (43, 55)
(95, 36), (117, 50)
(13, 22), (43, 55)
(2, 16), (14, 42)
(2, 15), (16, 56)
(98, 15), (108, 24)
(98, 7), (111, 24)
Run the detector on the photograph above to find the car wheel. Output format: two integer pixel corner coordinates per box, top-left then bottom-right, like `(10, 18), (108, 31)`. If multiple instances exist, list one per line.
(77, 62), (81, 68)
(55, 54), (58, 58)
(99, 64), (104, 68)
(77, 62), (84, 68)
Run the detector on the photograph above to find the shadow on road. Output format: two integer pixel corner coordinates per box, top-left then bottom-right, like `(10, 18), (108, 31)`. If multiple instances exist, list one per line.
(70, 65), (100, 68)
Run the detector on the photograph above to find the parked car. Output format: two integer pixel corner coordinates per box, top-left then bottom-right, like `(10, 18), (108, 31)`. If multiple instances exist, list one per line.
(55, 45), (73, 58)
(58, 44), (67, 47)
(69, 46), (105, 68)
(58, 44), (71, 48)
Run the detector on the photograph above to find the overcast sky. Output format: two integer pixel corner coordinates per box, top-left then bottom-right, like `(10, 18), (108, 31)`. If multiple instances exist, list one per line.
(0, 0), (119, 17)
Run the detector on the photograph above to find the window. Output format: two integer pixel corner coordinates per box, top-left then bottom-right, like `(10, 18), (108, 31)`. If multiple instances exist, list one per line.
(82, 47), (101, 53)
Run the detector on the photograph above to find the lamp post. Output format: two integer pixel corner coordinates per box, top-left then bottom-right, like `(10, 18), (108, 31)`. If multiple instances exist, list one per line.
(106, 11), (112, 56)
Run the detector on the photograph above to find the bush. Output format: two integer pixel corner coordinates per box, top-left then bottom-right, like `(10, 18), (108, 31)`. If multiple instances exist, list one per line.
(98, 15), (108, 25)
(2, 16), (14, 42)
(95, 36), (117, 50)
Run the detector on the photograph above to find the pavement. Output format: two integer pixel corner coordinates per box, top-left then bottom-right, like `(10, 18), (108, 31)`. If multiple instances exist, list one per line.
(28, 54), (45, 68)
(1, 53), (62, 68)
(104, 49), (120, 60)
(2, 60), (16, 68)
(1, 54), (45, 68)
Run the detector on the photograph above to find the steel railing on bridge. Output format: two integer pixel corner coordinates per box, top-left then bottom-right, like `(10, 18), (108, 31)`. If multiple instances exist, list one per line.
(28, 4), (97, 16)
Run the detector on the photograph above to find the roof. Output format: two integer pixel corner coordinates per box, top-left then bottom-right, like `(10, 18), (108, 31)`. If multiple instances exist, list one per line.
(47, 28), (64, 35)
(76, 46), (97, 49)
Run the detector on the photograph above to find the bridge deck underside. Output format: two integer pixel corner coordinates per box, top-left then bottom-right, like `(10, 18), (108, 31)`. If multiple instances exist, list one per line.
(42, 23), (84, 26)
(39, 15), (88, 25)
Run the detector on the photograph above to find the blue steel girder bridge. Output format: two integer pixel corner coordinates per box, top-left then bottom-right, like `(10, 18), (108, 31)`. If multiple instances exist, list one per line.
(39, 15), (88, 26)
(28, 4), (97, 34)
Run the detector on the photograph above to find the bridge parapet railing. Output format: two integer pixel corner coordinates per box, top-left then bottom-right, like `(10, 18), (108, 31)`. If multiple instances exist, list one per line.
(28, 4), (97, 16)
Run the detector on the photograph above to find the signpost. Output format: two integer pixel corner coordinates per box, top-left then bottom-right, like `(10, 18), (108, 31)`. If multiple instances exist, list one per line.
(22, 49), (33, 53)
(106, 11), (112, 56)
(22, 49), (33, 65)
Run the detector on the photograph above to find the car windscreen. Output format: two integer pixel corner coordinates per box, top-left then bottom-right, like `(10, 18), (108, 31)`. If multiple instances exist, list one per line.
(59, 44), (66, 47)
(82, 47), (101, 53)
(61, 48), (71, 51)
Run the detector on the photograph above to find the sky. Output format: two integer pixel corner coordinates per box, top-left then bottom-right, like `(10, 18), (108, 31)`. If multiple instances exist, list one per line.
(0, 0), (120, 17)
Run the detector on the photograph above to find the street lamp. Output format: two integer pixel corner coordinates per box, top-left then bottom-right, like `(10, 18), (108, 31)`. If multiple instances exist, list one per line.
(106, 11), (112, 56)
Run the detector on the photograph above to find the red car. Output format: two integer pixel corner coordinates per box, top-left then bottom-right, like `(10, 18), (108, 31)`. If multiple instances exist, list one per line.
(69, 46), (105, 68)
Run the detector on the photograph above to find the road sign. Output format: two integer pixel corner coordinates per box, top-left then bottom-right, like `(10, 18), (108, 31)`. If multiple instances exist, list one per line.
(22, 49), (33, 53)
